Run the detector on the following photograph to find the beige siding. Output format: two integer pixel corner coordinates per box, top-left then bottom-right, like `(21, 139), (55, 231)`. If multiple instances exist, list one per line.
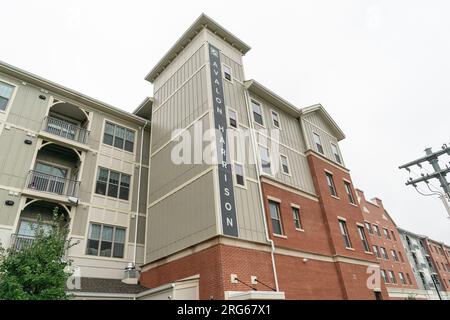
(0, 189), (21, 226)
(129, 216), (146, 244)
(302, 112), (344, 166)
(151, 67), (209, 152)
(146, 170), (217, 262)
(0, 126), (37, 188)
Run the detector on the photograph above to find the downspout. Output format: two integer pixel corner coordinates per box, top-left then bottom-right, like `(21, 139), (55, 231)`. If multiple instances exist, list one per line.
(243, 88), (279, 292)
(133, 120), (149, 266)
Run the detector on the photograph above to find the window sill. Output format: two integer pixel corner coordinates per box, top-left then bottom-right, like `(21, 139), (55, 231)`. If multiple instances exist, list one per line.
(345, 247), (355, 251)
(234, 184), (247, 190)
(330, 195), (340, 200)
(365, 251), (373, 255)
(295, 228), (305, 232)
(273, 233), (287, 239)
(349, 203), (358, 207)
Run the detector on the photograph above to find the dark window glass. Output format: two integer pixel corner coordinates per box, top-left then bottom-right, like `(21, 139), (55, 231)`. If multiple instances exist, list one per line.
(108, 171), (120, 198)
(339, 220), (352, 248)
(113, 228), (125, 258)
(103, 122), (115, 146)
(252, 100), (264, 126)
(358, 226), (370, 252)
(95, 168), (109, 195)
(86, 224), (101, 256)
(344, 182), (355, 204)
(119, 174), (130, 200)
(99, 226), (113, 257)
(325, 172), (337, 197)
(124, 129), (135, 152)
(114, 126), (125, 149)
(269, 200), (283, 235)
(293, 207), (302, 230)
(235, 164), (245, 186)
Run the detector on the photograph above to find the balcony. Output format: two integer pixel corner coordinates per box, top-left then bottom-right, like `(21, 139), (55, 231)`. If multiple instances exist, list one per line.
(26, 170), (80, 198)
(42, 116), (89, 144)
(10, 233), (35, 251)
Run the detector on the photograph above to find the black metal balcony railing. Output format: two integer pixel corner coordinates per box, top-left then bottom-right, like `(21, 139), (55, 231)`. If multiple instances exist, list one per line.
(10, 234), (35, 251)
(26, 170), (80, 197)
(42, 116), (89, 144)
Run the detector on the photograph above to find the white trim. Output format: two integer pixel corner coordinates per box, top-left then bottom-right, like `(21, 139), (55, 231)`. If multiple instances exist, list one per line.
(222, 63), (233, 83)
(101, 119), (137, 155)
(272, 233), (287, 239)
(226, 106), (238, 129)
(270, 109), (281, 129)
(258, 144), (273, 176)
(233, 161), (246, 189)
(279, 153), (291, 176)
(267, 195), (281, 203)
(0, 76), (19, 118)
(250, 98), (265, 128)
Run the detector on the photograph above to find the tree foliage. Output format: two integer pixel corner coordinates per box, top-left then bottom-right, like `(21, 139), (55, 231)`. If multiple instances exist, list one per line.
(0, 207), (76, 300)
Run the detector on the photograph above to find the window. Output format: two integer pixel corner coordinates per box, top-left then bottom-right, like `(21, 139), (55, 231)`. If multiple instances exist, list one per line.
(223, 64), (232, 82)
(338, 219), (352, 248)
(313, 133), (323, 154)
(95, 168), (131, 200)
(228, 108), (238, 128)
(373, 225), (381, 237)
(331, 143), (341, 164)
(425, 256), (433, 268)
(365, 222), (373, 234)
(380, 247), (389, 260)
(269, 200), (283, 235)
(383, 228), (391, 239)
(344, 181), (355, 204)
(358, 226), (370, 252)
(271, 110), (280, 128)
(0, 81), (15, 111)
(325, 172), (337, 197)
(391, 230), (397, 241)
(103, 122), (135, 152)
(381, 269), (388, 283)
(391, 249), (399, 261)
(292, 206), (302, 230)
(406, 273), (412, 285)
(373, 245), (381, 258)
(251, 100), (264, 126)
(388, 270), (397, 284)
(259, 145), (272, 175)
(234, 163), (245, 187)
(399, 272), (407, 285)
(280, 155), (290, 175)
(398, 251), (404, 262)
(86, 223), (126, 258)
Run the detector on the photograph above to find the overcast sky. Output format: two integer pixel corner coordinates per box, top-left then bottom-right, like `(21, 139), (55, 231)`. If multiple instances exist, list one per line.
(2, 1), (449, 243)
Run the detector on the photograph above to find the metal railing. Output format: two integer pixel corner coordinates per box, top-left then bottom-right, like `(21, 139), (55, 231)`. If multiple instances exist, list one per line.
(26, 170), (80, 197)
(10, 234), (35, 251)
(42, 116), (89, 144)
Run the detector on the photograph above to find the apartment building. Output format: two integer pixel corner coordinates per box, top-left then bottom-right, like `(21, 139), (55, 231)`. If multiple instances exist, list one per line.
(356, 190), (420, 299)
(422, 238), (450, 292)
(0, 61), (151, 295)
(2, 13), (448, 300)
(138, 13), (387, 300)
(397, 228), (450, 300)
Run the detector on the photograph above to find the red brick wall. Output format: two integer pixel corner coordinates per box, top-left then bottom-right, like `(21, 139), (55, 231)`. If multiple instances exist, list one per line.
(357, 189), (419, 291)
(424, 239), (450, 292)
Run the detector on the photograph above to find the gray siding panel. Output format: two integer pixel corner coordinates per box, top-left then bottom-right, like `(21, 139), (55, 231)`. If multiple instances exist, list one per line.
(146, 171), (217, 262)
(0, 189), (21, 226)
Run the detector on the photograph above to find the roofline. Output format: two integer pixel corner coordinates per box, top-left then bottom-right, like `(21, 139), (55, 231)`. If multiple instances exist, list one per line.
(244, 79), (301, 117)
(0, 60), (146, 125)
(145, 13), (251, 83)
(301, 103), (346, 140)
(132, 96), (153, 120)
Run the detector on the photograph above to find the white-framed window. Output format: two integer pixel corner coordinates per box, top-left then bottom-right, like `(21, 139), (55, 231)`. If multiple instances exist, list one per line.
(391, 249), (399, 261)
(358, 225), (370, 252)
(86, 223), (126, 258)
(268, 200), (283, 236)
(280, 154), (290, 175)
(373, 224), (381, 237)
(292, 206), (302, 230)
(325, 172), (337, 197)
(251, 99), (264, 126)
(95, 167), (131, 201)
(222, 64), (232, 82)
(271, 110), (280, 128)
(383, 228), (391, 240)
(313, 133), (324, 154)
(103, 121), (136, 153)
(372, 245), (380, 258)
(381, 269), (388, 283)
(228, 107), (238, 129)
(259, 145), (272, 175)
(331, 143), (342, 164)
(388, 270), (397, 284)
(234, 163), (245, 187)
(344, 181), (355, 204)
(365, 222), (373, 234)
(380, 247), (389, 260)
(0, 80), (15, 112)
(399, 272), (407, 285)
(338, 219), (352, 248)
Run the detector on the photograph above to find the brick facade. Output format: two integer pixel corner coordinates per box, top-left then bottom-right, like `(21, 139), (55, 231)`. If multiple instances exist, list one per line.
(357, 189), (419, 292)
(424, 239), (450, 291)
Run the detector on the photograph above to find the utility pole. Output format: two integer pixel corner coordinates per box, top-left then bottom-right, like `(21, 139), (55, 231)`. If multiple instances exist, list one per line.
(399, 144), (450, 219)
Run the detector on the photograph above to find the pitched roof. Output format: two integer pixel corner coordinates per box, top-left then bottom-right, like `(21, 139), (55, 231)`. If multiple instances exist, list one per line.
(145, 13), (251, 83)
(301, 104), (346, 141)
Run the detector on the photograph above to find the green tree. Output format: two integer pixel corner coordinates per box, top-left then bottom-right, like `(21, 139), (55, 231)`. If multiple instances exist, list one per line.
(0, 207), (77, 300)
